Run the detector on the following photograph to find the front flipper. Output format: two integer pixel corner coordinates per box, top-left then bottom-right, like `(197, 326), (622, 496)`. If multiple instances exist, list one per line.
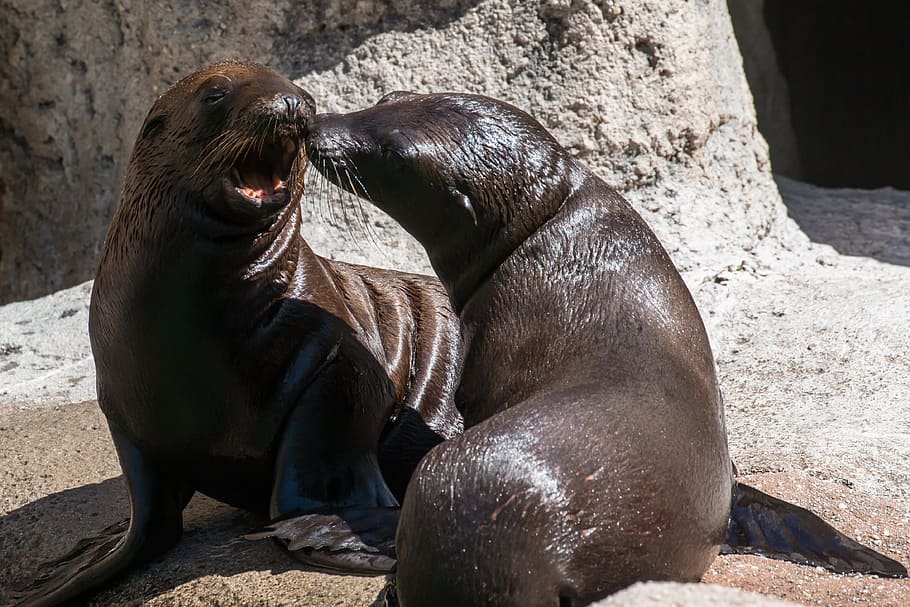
(12, 424), (191, 606)
(721, 482), (907, 577)
(264, 353), (401, 575)
(246, 506), (399, 574)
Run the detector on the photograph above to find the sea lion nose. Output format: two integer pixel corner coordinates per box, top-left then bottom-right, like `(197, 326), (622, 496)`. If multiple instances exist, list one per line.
(283, 94), (302, 119)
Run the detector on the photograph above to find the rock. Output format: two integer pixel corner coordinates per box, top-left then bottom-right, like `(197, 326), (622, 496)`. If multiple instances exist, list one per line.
(1, 0), (793, 302)
(592, 581), (802, 606)
(2, 1), (908, 605)
(0, 281), (94, 414)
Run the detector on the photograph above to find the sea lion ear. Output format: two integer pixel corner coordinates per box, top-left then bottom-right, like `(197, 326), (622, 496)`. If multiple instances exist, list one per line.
(449, 187), (477, 226)
(376, 90), (420, 105)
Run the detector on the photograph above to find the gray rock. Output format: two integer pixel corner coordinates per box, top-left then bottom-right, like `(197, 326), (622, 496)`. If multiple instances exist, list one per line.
(592, 582), (802, 606)
(777, 175), (910, 266)
(1, 1), (907, 605)
(0, 281), (95, 413)
(1, 0), (794, 302)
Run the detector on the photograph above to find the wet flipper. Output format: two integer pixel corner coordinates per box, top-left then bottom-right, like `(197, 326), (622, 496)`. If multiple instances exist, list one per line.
(246, 506), (399, 574)
(721, 482), (907, 577)
(10, 519), (129, 606)
(11, 425), (190, 606)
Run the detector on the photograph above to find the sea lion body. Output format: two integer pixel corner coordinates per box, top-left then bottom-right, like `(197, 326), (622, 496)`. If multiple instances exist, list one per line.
(396, 176), (732, 603)
(305, 92), (906, 606)
(15, 64), (463, 607)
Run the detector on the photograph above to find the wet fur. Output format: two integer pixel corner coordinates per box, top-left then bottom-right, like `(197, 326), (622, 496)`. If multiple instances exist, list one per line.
(306, 92), (906, 607)
(14, 64), (464, 607)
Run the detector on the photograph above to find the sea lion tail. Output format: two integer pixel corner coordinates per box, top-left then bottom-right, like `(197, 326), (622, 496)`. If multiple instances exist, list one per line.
(721, 482), (907, 577)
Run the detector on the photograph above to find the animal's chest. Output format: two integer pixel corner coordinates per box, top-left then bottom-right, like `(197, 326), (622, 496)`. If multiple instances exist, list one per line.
(93, 289), (287, 465)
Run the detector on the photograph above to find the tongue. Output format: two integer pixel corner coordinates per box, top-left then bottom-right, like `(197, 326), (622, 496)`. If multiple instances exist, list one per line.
(238, 167), (281, 201)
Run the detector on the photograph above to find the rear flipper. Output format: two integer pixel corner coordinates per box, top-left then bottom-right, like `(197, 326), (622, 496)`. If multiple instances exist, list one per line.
(721, 482), (907, 577)
(10, 519), (128, 606)
(246, 506), (399, 574)
(11, 424), (190, 606)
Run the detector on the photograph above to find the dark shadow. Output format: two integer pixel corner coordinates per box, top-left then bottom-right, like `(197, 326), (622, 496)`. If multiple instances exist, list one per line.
(731, 0), (910, 190)
(0, 478), (301, 606)
(777, 175), (910, 267)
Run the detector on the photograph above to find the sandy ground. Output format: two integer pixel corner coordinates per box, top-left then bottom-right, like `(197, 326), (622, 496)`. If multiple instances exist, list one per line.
(1, 179), (909, 606)
(0, 402), (906, 607)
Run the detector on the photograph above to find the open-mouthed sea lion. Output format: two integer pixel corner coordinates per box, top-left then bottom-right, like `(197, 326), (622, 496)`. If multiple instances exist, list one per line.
(13, 63), (464, 607)
(305, 91), (907, 606)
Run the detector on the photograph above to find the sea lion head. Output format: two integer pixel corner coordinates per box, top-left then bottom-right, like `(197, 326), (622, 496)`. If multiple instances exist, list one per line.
(128, 61), (316, 226)
(306, 92), (583, 308)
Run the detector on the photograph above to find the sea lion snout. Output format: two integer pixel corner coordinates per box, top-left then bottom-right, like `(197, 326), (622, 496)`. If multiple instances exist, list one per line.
(306, 113), (364, 165)
(264, 88), (316, 125)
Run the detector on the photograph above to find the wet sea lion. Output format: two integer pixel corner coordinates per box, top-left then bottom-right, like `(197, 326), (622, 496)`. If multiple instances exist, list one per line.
(305, 91), (907, 606)
(13, 64), (464, 606)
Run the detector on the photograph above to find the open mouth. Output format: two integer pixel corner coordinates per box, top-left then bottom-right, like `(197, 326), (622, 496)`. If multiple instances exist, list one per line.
(231, 137), (300, 207)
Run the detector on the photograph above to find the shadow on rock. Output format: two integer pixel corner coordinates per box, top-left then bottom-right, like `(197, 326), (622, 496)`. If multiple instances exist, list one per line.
(0, 478), (301, 606)
(777, 175), (910, 266)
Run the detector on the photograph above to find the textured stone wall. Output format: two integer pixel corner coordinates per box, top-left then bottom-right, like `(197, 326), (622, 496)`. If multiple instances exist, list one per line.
(0, 0), (793, 303)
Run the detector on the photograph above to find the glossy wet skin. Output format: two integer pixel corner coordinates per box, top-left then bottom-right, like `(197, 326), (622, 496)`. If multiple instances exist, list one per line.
(306, 93), (906, 606)
(15, 65), (464, 606)
(93, 62), (319, 471)
(306, 92), (734, 605)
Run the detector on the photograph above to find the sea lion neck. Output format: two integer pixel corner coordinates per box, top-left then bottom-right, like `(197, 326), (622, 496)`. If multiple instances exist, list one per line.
(436, 160), (587, 313)
(93, 161), (306, 346)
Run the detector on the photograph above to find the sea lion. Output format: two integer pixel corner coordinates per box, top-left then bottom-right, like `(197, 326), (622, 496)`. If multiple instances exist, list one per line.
(13, 64), (464, 606)
(305, 91), (907, 606)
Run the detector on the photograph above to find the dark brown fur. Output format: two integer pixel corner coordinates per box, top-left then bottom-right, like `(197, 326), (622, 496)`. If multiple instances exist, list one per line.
(306, 91), (906, 607)
(14, 63), (464, 607)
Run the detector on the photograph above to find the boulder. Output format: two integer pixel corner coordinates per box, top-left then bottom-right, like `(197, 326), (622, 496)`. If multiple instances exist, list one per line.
(1, 0), (792, 302)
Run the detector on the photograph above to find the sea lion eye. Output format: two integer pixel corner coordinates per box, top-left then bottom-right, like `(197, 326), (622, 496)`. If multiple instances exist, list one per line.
(383, 130), (414, 160)
(204, 89), (228, 104)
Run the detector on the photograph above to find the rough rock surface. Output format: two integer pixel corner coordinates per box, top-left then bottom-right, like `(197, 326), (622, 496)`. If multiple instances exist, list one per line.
(1, 0), (909, 606)
(593, 581), (802, 606)
(1, 0), (793, 302)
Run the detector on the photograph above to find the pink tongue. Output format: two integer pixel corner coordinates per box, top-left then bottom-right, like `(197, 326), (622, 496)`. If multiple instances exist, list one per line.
(240, 171), (279, 200)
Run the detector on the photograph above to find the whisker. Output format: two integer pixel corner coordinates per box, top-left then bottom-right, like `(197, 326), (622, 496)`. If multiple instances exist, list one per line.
(340, 157), (387, 256)
(340, 151), (373, 203)
(333, 164), (357, 234)
(324, 157), (343, 228)
(194, 130), (239, 177)
(303, 153), (397, 264)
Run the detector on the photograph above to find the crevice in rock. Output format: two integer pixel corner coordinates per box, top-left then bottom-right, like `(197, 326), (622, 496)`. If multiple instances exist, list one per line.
(729, 0), (910, 190)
